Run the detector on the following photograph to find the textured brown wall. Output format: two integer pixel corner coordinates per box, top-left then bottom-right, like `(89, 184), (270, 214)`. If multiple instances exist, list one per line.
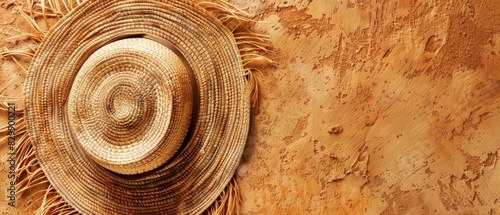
(1, 0), (499, 214)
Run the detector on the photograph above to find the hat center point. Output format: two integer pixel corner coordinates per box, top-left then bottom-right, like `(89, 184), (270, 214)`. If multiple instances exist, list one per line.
(108, 86), (138, 121)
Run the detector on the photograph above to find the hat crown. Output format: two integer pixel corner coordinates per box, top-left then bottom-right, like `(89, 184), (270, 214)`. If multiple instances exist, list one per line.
(67, 38), (193, 175)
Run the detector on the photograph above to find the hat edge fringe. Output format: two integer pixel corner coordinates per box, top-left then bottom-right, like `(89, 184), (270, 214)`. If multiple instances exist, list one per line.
(0, 100), (74, 215)
(199, 0), (273, 108)
(203, 177), (242, 215)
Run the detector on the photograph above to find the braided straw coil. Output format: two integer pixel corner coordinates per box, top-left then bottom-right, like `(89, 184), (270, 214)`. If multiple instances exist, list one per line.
(1, 0), (271, 214)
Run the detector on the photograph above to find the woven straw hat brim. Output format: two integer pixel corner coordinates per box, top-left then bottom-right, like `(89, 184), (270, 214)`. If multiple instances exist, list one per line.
(24, 0), (250, 214)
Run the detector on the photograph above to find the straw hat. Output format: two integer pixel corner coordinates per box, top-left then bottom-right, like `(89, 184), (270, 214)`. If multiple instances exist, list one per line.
(6, 0), (270, 214)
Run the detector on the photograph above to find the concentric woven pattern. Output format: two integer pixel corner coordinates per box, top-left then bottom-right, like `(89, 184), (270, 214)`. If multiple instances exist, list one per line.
(24, 0), (250, 214)
(68, 38), (193, 174)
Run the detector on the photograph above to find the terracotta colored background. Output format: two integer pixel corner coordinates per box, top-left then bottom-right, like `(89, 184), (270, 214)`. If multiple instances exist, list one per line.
(1, 0), (499, 214)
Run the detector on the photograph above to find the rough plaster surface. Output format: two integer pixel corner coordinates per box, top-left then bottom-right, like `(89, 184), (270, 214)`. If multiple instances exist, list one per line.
(0, 0), (499, 214)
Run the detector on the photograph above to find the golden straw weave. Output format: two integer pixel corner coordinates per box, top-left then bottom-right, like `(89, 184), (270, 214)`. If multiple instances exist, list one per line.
(0, 0), (271, 214)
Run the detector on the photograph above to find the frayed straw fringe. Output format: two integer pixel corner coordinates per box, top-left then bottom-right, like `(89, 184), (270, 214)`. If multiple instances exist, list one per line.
(36, 185), (79, 215)
(1, 0), (270, 214)
(204, 178), (242, 215)
(200, 0), (273, 106)
(0, 96), (75, 215)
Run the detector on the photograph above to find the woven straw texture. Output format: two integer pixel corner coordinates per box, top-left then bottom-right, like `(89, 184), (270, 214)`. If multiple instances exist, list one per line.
(23, 0), (250, 214)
